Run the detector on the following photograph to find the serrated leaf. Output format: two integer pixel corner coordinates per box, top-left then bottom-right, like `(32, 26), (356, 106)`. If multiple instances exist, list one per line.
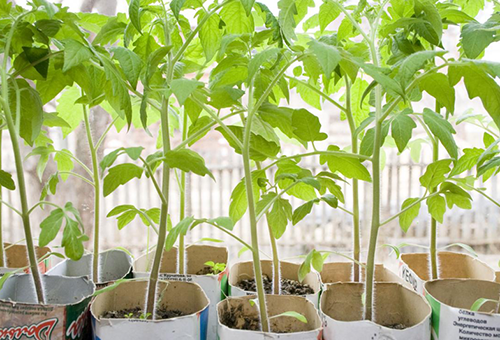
(0, 171), (15, 190)
(39, 208), (65, 247)
(423, 108), (458, 159)
(129, 0), (141, 33)
(248, 48), (280, 81)
(420, 159), (452, 190)
(399, 198), (421, 232)
(391, 112), (417, 153)
(398, 51), (443, 88)
(292, 200), (315, 225)
(164, 149), (214, 179)
(419, 73), (455, 113)
(200, 13), (222, 61)
(170, 79), (204, 106)
(450, 148), (483, 176)
(427, 194), (446, 223)
(319, 0), (340, 33)
(308, 40), (341, 79)
(267, 198), (292, 239)
(291, 109), (327, 142)
(111, 47), (142, 89)
(103, 163), (144, 196)
(320, 146), (371, 182)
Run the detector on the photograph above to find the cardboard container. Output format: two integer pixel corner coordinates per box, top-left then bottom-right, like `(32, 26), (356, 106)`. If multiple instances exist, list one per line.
(228, 260), (321, 308)
(217, 294), (323, 339)
(0, 243), (51, 276)
(399, 251), (496, 295)
(425, 279), (500, 340)
(133, 245), (228, 340)
(321, 282), (432, 339)
(0, 274), (95, 340)
(91, 280), (210, 340)
(47, 249), (133, 288)
(320, 262), (406, 285)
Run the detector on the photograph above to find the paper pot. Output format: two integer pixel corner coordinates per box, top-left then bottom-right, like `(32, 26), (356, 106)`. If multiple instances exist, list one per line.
(0, 274), (95, 340)
(320, 262), (406, 285)
(47, 249), (133, 288)
(91, 280), (210, 340)
(133, 245), (228, 340)
(217, 294), (322, 339)
(399, 251), (496, 295)
(0, 243), (51, 276)
(228, 260), (321, 308)
(425, 279), (500, 340)
(321, 282), (431, 339)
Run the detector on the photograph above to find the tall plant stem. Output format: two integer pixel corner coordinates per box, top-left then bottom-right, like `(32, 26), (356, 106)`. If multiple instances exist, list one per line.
(429, 103), (441, 280)
(82, 105), (101, 282)
(178, 110), (188, 275)
(146, 4), (173, 316)
(344, 77), (361, 282)
(146, 98), (171, 317)
(256, 161), (280, 295)
(0, 125), (4, 268)
(243, 82), (270, 332)
(1, 85), (45, 303)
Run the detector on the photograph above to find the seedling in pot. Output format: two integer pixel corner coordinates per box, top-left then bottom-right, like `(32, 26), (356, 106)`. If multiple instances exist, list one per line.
(203, 261), (226, 275)
(0, 1), (99, 302)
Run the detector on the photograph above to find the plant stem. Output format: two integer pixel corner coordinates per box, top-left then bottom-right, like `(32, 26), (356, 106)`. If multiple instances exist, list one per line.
(1, 86), (45, 303)
(146, 5), (173, 316)
(145, 97), (171, 317)
(344, 77), (361, 282)
(0, 125), (3, 268)
(82, 105), (101, 283)
(178, 109), (188, 275)
(430, 103), (441, 280)
(243, 81), (270, 332)
(364, 36), (383, 320)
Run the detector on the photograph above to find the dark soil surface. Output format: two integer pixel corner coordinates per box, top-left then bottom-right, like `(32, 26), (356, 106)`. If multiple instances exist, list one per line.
(196, 266), (217, 275)
(220, 304), (260, 331)
(383, 323), (407, 330)
(237, 275), (315, 295)
(220, 304), (293, 333)
(102, 306), (185, 320)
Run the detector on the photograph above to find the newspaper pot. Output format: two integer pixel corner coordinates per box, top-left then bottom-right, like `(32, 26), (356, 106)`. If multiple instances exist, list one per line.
(399, 251), (496, 295)
(228, 260), (321, 308)
(133, 245), (228, 340)
(0, 243), (51, 276)
(91, 280), (210, 340)
(47, 249), (133, 289)
(217, 294), (322, 339)
(0, 274), (95, 340)
(425, 279), (500, 340)
(321, 282), (431, 339)
(320, 262), (406, 285)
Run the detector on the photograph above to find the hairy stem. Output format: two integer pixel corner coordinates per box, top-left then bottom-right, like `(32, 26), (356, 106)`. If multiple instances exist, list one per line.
(178, 109), (188, 275)
(82, 105), (101, 283)
(430, 104), (441, 280)
(0, 125), (3, 268)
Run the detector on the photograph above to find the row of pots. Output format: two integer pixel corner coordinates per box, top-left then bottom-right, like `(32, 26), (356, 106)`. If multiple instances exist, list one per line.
(0, 243), (499, 339)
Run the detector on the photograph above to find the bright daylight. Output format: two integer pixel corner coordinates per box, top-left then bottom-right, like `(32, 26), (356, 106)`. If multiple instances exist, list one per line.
(1, 0), (500, 339)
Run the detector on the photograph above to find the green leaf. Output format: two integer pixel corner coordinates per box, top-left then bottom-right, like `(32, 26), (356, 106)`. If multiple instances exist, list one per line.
(320, 146), (371, 182)
(229, 171), (264, 222)
(220, 1), (254, 34)
(308, 40), (341, 79)
(478, 157), (500, 177)
(54, 149), (74, 181)
(107, 204), (135, 217)
(450, 148), (483, 176)
(414, 0), (443, 45)
(419, 73), (455, 112)
(267, 198), (292, 239)
(22, 47), (49, 78)
(291, 109), (327, 142)
(93, 17), (127, 45)
(241, 0), (255, 16)
(165, 216), (195, 251)
(423, 108), (458, 159)
(420, 159), (452, 190)
(170, 0), (186, 20)
(63, 39), (93, 72)
(216, 126), (280, 161)
(208, 216), (235, 231)
(170, 79), (204, 106)
(0, 171), (15, 190)
(61, 219), (87, 261)
(278, 0), (298, 43)
(391, 112), (417, 153)
(200, 13), (222, 61)
(111, 47), (142, 89)
(319, 0), (340, 33)
(9, 80), (44, 146)
(398, 51), (443, 88)
(461, 22), (495, 59)
(103, 163), (144, 196)
(292, 200), (315, 225)
(427, 194), (446, 223)
(129, 0), (142, 33)
(117, 210), (138, 230)
(359, 123), (390, 157)
(354, 61), (404, 97)
(248, 48), (280, 81)
(39, 208), (65, 247)
(399, 198), (421, 232)
(441, 182), (472, 209)
(164, 149), (214, 179)
(311, 249), (324, 272)
(273, 311), (307, 324)
(321, 194), (338, 208)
